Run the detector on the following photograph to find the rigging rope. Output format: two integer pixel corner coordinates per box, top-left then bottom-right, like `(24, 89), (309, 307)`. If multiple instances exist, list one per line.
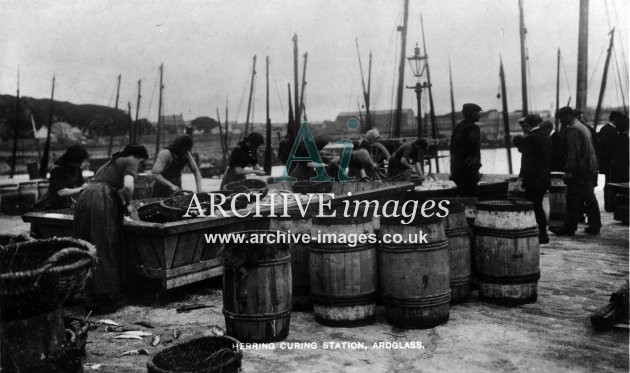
(234, 68), (250, 125)
(269, 63), (285, 115)
(612, 47), (628, 112)
(560, 54), (572, 105)
(611, 0), (629, 84)
(611, 52), (623, 110)
(145, 72), (158, 121)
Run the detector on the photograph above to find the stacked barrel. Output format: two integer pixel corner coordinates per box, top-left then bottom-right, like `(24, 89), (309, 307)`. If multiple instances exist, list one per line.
(309, 210), (377, 326)
(222, 230), (292, 342)
(221, 184), (543, 341)
(379, 214), (450, 328)
(472, 200), (540, 305)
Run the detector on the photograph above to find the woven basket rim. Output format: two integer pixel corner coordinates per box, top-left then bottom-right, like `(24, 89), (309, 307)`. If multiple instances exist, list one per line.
(0, 238), (96, 283)
(147, 335), (242, 373)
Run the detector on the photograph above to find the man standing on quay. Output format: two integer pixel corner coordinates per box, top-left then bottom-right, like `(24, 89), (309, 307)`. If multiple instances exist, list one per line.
(514, 114), (553, 244)
(554, 106), (601, 236)
(450, 103), (483, 197)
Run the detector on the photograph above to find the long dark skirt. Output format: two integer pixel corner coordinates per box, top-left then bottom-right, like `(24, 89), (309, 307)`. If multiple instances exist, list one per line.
(73, 183), (125, 295)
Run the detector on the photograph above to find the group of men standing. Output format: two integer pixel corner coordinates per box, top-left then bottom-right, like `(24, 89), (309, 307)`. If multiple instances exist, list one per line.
(449, 103), (629, 244)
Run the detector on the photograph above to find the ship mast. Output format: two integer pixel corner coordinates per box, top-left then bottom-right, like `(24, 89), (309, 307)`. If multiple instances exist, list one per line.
(421, 14), (439, 173)
(575, 0), (589, 113)
(264, 56), (272, 174)
(593, 28), (615, 127)
(393, 0), (409, 137)
(10, 68), (20, 179)
(555, 49), (561, 131)
(356, 39), (372, 132)
(135, 79), (142, 142)
(39, 75), (55, 179)
(449, 59), (457, 131)
(243, 55), (257, 137)
(519, 0), (529, 115)
(155, 63), (164, 158)
(108, 74), (121, 156)
(500, 58), (513, 174)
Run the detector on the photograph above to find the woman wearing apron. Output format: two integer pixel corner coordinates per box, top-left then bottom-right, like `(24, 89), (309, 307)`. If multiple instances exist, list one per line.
(73, 144), (149, 313)
(151, 135), (203, 198)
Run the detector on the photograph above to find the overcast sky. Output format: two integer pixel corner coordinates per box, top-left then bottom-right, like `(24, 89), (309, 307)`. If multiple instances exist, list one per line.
(1, 0), (628, 124)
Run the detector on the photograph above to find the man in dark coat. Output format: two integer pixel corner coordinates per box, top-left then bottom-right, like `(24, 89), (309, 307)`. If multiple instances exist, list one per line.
(450, 103), (482, 196)
(599, 111), (622, 211)
(608, 115), (629, 185)
(554, 106), (601, 236)
(514, 114), (553, 244)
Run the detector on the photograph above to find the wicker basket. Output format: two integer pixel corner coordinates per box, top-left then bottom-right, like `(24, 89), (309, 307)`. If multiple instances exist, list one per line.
(159, 190), (196, 221)
(0, 237), (97, 321)
(138, 201), (170, 223)
(147, 336), (242, 373)
(0, 233), (35, 247)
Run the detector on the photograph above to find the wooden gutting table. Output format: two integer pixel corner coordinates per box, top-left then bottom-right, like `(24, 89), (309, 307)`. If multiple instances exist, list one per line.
(23, 181), (415, 290)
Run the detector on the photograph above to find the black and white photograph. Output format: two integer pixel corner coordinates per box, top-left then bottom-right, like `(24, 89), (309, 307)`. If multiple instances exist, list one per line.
(0, 0), (628, 372)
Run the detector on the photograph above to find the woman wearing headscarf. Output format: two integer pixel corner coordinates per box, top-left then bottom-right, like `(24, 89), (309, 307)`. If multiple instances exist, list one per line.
(151, 135), (203, 198)
(220, 132), (266, 189)
(73, 144), (149, 312)
(33, 145), (89, 211)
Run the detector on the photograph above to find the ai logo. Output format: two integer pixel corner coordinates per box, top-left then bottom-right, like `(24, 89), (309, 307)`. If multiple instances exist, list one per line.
(275, 118), (360, 182)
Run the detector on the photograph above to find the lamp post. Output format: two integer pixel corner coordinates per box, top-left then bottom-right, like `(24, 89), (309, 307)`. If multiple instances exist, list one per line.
(406, 43), (431, 138)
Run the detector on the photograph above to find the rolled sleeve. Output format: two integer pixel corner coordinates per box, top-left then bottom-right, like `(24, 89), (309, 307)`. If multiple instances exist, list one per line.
(152, 149), (172, 175)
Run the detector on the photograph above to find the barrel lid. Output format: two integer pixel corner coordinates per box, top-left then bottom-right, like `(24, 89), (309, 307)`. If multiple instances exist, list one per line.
(476, 199), (533, 212)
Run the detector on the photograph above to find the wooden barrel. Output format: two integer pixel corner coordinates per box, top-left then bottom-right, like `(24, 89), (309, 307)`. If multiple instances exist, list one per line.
(269, 206), (312, 310)
(473, 200), (540, 305)
(309, 213), (377, 326)
(379, 214), (450, 328)
(614, 194), (629, 225)
(549, 172), (566, 231)
(222, 231), (291, 342)
(441, 202), (472, 303)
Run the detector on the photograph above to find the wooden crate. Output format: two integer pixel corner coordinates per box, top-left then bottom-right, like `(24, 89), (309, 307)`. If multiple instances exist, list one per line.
(124, 214), (269, 289)
(23, 210), (268, 290)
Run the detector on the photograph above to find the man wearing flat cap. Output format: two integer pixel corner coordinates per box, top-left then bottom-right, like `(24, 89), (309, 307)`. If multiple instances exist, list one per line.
(554, 106), (601, 236)
(598, 111), (622, 211)
(514, 114), (552, 244)
(450, 103), (483, 196)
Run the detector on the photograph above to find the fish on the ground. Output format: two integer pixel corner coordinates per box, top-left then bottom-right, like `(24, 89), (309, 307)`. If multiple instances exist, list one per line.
(134, 321), (154, 328)
(211, 325), (225, 336)
(122, 330), (153, 337)
(176, 303), (215, 313)
(173, 329), (181, 339)
(120, 349), (149, 356)
(114, 334), (143, 340)
(151, 335), (161, 347)
(98, 319), (120, 326)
